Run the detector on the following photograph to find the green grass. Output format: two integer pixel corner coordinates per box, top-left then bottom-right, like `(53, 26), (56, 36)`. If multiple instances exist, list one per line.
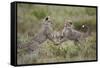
(17, 3), (97, 64)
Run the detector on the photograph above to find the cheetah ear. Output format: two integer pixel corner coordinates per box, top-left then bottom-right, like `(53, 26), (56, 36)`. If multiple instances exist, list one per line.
(68, 20), (72, 25)
(45, 16), (51, 21)
(69, 22), (72, 25)
(45, 17), (48, 21)
(82, 25), (85, 28)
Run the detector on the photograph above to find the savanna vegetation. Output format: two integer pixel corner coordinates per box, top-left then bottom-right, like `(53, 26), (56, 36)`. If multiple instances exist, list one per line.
(17, 3), (97, 64)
